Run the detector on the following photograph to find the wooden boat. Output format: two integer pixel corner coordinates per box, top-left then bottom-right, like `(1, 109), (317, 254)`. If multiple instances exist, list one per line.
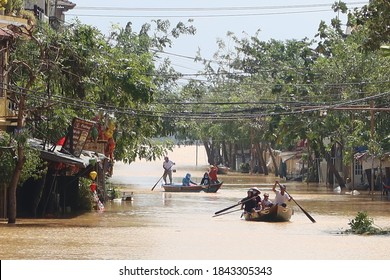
(243, 205), (293, 222)
(217, 165), (229, 174)
(202, 182), (223, 193)
(121, 192), (134, 201)
(162, 182), (223, 193)
(162, 184), (204, 192)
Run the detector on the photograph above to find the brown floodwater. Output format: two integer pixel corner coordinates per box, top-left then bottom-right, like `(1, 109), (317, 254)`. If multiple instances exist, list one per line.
(1, 145), (390, 260)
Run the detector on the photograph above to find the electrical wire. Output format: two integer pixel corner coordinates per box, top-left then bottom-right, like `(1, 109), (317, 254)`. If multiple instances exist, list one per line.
(6, 84), (390, 121)
(73, 2), (367, 12)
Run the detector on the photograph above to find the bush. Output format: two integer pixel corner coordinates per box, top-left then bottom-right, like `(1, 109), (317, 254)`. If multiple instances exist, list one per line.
(346, 211), (389, 235)
(78, 177), (93, 211)
(240, 162), (250, 173)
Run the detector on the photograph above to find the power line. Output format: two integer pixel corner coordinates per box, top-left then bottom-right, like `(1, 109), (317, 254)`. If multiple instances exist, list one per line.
(66, 9), (341, 19)
(7, 84), (389, 121)
(72, 2), (367, 12)
(66, 2), (367, 18)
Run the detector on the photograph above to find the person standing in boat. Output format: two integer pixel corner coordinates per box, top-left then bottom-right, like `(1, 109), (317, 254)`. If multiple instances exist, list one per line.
(182, 173), (197, 186)
(261, 192), (273, 209)
(162, 156), (175, 185)
(272, 181), (291, 207)
(241, 188), (261, 212)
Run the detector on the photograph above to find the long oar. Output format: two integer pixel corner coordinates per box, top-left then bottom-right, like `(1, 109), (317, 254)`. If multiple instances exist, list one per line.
(212, 208), (242, 218)
(277, 182), (316, 223)
(214, 195), (258, 215)
(151, 173), (164, 191)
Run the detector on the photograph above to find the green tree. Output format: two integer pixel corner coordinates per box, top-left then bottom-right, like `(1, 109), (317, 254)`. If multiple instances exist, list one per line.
(5, 18), (195, 223)
(349, 0), (390, 51)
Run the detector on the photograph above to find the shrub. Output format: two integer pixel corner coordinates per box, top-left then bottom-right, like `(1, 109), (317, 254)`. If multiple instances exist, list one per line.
(346, 211), (384, 235)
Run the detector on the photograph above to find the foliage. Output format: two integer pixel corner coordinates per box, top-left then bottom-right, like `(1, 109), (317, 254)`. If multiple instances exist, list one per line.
(4, 0), (390, 198)
(240, 162), (250, 173)
(19, 145), (45, 183)
(9, 19), (196, 164)
(313, 14), (390, 164)
(0, 0), (6, 10)
(345, 211), (389, 235)
(78, 177), (93, 211)
(4, 0), (23, 14)
(175, 1), (390, 174)
(0, 131), (44, 185)
(0, 132), (14, 184)
(106, 184), (122, 199)
(349, 0), (390, 51)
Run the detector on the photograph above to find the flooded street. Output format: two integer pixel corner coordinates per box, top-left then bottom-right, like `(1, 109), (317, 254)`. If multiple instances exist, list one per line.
(1, 145), (390, 260)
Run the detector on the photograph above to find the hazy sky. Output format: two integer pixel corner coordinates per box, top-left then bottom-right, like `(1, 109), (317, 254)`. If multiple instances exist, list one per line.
(65, 0), (368, 76)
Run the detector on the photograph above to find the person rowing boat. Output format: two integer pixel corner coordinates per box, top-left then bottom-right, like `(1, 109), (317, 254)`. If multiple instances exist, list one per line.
(272, 181), (292, 207)
(240, 187), (261, 213)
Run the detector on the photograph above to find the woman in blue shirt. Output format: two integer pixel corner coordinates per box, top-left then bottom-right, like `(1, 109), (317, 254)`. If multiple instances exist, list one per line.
(182, 173), (196, 186)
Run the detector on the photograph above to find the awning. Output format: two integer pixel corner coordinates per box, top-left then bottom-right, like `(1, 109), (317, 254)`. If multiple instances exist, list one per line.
(278, 151), (301, 162)
(40, 149), (88, 167)
(28, 138), (101, 168)
(354, 151), (390, 169)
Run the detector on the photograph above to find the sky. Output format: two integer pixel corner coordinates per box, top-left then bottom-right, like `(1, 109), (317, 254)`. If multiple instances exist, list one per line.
(64, 0), (368, 78)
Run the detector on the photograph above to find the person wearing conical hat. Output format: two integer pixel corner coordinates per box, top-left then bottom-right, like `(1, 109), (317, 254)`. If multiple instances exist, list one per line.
(240, 188), (262, 212)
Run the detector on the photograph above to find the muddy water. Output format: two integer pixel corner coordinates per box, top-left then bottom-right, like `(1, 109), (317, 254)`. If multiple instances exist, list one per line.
(1, 145), (390, 260)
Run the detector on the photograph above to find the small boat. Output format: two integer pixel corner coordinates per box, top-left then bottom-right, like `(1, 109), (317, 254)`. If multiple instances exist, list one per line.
(162, 184), (204, 192)
(201, 182), (223, 193)
(217, 165), (229, 174)
(121, 192), (134, 201)
(243, 205), (293, 222)
(162, 182), (223, 193)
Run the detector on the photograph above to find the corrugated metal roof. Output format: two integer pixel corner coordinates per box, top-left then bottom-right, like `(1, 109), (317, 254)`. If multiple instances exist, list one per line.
(28, 138), (106, 168)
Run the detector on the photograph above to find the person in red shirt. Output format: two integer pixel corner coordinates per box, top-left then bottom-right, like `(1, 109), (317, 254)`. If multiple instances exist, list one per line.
(208, 165), (219, 184)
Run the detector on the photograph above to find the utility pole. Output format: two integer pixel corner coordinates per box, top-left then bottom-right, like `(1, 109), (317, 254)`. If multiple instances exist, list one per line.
(370, 100), (375, 199)
(250, 127), (254, 175)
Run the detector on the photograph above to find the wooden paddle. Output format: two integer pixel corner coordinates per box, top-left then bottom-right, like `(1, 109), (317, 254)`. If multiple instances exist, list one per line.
(212, 208), (242, 217)
(214, 194), (258, 215)
(277, 182), (316, 223)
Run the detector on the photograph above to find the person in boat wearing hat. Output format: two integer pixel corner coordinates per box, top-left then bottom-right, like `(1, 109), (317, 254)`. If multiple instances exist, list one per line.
(208, 164), (219, 184)
(240, 188), (262, 212)
(272, 181), (291, 207)
(261, 192), (273, 209)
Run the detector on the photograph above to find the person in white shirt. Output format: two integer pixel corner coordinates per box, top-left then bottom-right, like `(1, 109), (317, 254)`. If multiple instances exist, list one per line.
(162, 156), (175, 184)
(272, 181), (291, 207)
